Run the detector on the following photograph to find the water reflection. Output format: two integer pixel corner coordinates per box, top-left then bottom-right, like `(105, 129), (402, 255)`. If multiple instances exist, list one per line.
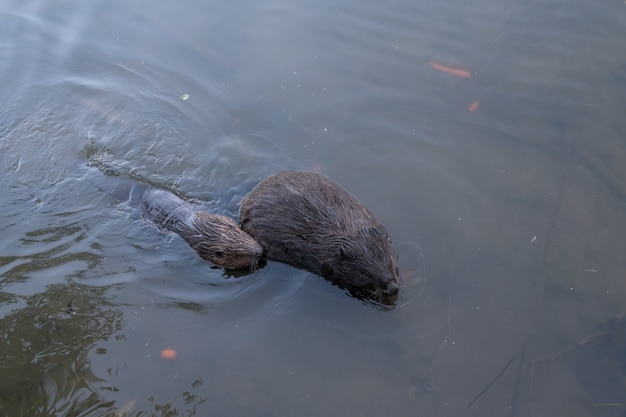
(0, 282), (123, 416)
(0, 226), (212, 416)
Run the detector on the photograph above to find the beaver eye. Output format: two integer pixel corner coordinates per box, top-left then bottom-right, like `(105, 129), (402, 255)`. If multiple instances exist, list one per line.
(215, 251), (224, 258)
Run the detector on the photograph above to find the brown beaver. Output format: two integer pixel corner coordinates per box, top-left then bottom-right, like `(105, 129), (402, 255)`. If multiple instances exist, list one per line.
(239, 170), (400, 300)
(87, 162), (263, 270)
(141, 188), (263, 269)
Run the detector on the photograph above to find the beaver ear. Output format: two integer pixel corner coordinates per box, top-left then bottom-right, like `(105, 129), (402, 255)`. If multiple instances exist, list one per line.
(321, 261), (334, 277)
(361, 225), (381, 238)
(339, 245), (353, 260)
(365, 226), (378, 234)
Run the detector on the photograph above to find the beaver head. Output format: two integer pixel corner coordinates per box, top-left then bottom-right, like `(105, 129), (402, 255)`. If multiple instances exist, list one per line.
(321, 225), (400, 301)
(184, 213), (263, 270)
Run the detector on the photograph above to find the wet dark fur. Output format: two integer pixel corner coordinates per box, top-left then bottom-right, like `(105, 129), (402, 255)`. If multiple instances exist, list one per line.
(239, 171), (399, 300)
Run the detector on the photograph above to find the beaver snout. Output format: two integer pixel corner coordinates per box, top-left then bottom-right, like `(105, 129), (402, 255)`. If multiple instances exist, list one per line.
(382, 281), (400, 297)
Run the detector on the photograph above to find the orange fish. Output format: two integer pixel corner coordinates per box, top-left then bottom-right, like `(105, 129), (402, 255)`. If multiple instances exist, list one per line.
(468, 100), (480, 112)
(428, 62), (472, 78)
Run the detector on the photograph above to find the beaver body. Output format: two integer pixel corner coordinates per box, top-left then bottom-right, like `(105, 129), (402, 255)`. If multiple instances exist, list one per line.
(88, 164), (263, 270)
(239, 171), (399, 300)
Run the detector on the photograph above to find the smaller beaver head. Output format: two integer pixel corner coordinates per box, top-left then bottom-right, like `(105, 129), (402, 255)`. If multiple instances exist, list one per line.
(321, 226), (399, 302)
(185, 213), (263, 270)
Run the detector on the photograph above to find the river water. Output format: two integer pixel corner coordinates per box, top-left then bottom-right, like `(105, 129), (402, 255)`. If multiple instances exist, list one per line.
(1, 0), (625, 416)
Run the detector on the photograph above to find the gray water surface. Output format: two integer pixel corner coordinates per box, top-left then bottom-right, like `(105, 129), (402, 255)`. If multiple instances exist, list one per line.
(1, 0), (626, 416)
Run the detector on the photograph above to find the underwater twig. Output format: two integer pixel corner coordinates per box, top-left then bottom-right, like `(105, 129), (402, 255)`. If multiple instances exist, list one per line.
(468, 350), (522, 407)
(429, 296), (452, 373)
(540, 330), (604, 364)
(529, 329), (605, 415)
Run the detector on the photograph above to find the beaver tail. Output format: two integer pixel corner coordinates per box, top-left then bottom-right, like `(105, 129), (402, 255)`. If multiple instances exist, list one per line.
(83, 162), (194, 233)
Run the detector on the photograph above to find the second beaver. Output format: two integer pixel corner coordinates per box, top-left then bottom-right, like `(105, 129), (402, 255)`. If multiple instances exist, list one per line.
(239, 170), (400, 300)
(86, 162), (263, 270)
(141, 188), (263, 270)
